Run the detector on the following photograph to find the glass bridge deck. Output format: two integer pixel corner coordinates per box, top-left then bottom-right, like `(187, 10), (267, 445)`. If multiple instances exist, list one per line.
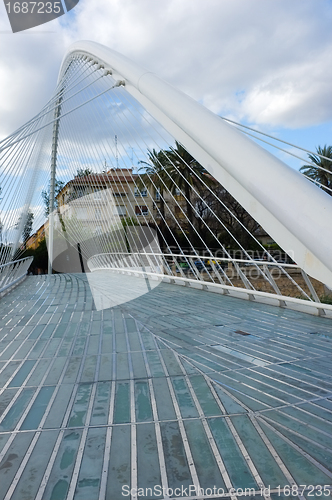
(0, 274), (331, 500)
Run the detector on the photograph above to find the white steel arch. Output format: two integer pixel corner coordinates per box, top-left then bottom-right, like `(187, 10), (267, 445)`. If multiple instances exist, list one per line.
(59, 41), (332, 288)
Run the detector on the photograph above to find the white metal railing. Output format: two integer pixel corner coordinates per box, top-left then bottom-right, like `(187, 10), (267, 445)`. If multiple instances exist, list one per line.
(87, 252), (332, 317)
(0, 257), (33, 295)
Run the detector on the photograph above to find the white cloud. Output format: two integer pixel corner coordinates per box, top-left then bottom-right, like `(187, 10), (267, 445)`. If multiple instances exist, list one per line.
(0, 0), (331, 141)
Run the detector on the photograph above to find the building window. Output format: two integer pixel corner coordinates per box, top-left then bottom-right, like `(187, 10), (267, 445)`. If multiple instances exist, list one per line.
(134, 188), (147, 197)
(155, 189), (160, 201)
(76, 187), (85, 198)
(135, 205), (148, 216)
(95, 208), (102, 220)
(94, 189), (102, 200)
(113, 205), (126, 216)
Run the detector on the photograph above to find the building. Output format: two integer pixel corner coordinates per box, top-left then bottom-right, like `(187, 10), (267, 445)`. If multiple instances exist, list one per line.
(26, 221), (48, 250)
(56, 168), (158, 232)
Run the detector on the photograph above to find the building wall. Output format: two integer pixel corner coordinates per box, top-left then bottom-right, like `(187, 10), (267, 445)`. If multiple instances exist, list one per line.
(26, 223), (47, 250)
(56, 169), (158, 233)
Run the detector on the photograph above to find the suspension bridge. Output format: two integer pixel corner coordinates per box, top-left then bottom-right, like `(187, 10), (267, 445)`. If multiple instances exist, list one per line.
(0, 41), (331, 500)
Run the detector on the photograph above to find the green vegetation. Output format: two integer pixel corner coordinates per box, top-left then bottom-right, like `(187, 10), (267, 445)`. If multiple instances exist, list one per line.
(140, 142), (261, 250)
(21, 237), (48, 273)
(42, 178), (65, 216)
(75, 168), (94, 178)
(164, 141), (213, 241)
(300, 145), (332, 195)
(296, 294), (332, 305)
(121, 216), (139, 228)
(15, 210), (34, 250)
(139, 148), (170, 241)
(320, 294), (332, 305)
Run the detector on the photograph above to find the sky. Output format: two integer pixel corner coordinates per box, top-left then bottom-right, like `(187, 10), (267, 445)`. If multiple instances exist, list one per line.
(0, 0), (332, 169)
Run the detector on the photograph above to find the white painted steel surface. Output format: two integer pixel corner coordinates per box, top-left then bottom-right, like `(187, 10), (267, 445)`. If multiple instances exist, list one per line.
(59, 41), (332, 288)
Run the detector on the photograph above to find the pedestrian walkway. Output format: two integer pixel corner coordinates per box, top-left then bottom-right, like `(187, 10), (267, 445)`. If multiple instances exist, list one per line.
(0, 273), (331, 500)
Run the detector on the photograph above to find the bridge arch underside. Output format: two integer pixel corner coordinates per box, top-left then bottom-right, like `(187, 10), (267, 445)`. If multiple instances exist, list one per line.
(0, 274), (331, 500)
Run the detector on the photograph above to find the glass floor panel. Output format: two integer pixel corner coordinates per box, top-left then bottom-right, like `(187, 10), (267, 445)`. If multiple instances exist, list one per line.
(0, 274), (331, 500)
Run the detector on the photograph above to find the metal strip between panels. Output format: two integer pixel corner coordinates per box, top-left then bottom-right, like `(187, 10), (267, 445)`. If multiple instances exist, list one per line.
(0, 274), (331, 500)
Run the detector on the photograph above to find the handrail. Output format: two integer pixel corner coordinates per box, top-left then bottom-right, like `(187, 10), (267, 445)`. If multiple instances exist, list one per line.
(88, 250), (299, 268)
(87, 252), (331, 317)
(0, 257), (33, 295)
(0, 256), (33, 271)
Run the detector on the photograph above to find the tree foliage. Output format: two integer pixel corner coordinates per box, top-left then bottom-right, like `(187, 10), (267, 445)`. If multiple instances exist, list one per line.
(21, 237), (48, 273)
(15, 209), (34, 249)
(300, 145), (332, 195)
(193, 185), (260, 249)
(140, 142), (214, 243)
(138, 148), (171, 244)
(42, 179), (65, 217)
(75, 168), (93, 178)
(140, 142), (261, 249)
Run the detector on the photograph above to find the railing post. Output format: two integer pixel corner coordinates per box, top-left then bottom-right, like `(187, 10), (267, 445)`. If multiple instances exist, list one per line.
(300, 269), (321, 304)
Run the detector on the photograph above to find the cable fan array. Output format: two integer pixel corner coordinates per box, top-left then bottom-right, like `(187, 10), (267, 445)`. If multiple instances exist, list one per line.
(0, 54), (330, 307)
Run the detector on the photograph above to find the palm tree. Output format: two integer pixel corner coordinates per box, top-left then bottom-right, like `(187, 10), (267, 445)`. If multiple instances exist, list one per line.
(138, 148), (170, 241)
(300, 145), (332, 195)
(163, 141), (214, 241)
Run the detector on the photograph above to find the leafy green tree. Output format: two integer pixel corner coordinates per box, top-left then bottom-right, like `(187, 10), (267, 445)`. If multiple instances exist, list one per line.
(163, 141), (214, 241)
(42, 179), (65, 217)
(16, 210), (34, 249)
(300, 145), (332, 195)
(138, 149), (170, 240)
(193, 185), (260, 249)
(75, 168), (93, 178)
(22, 237), (48, 273)
(33, 237), (48, 270)
(121, 216), (139, 228)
